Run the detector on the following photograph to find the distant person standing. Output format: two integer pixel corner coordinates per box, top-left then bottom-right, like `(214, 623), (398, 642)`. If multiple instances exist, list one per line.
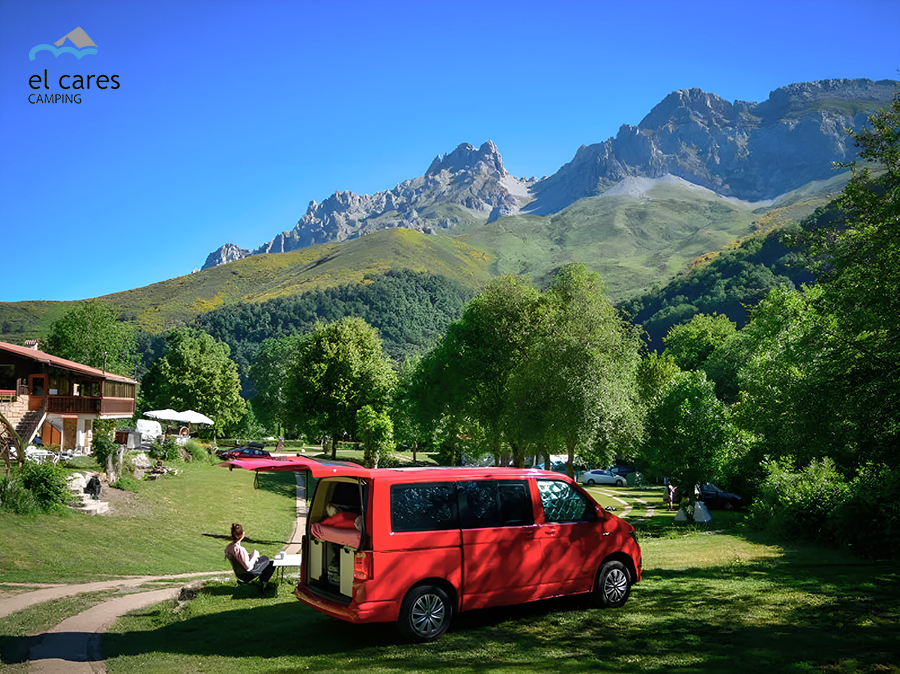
(225, 522), (275, 583)
(667, 482), (676, 511)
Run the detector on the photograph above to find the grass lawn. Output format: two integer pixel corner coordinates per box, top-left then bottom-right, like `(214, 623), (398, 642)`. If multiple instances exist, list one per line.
(99, 485), (898, 674)
(0, 458), (299, 583)
(3, 463), (898, 673)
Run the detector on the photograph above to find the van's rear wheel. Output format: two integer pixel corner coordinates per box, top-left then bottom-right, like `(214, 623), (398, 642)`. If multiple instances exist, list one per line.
(398, 584), (453, 642)
(592, 560), (631, 608)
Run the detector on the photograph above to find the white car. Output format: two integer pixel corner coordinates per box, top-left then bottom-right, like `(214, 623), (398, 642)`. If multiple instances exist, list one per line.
(581, 469), (626, 487)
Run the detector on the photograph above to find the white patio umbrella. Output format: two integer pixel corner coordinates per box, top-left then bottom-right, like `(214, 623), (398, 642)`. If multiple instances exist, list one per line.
(179, 410), (214, 425)
(144, 409), (183, 422)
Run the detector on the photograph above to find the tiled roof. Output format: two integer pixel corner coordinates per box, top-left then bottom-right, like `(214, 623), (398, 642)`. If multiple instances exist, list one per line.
(0, 341), (137, 384)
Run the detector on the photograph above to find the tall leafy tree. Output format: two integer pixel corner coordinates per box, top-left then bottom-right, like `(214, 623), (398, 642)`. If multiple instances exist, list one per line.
(44, 299), (136, 376)
(141, 328), (246, 435)
(641, 370), (738, 515)
(514, 264), (643, 474)
(251, 334), (306, 436)
(286, 317), (396, 459)
(432, 275), (540, 466)
(663, 313), (737, 372)
(745, 94), (900, 471)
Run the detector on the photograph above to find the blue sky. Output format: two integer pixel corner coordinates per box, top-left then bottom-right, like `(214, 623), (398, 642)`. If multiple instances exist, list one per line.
(1, 0), (898, 302)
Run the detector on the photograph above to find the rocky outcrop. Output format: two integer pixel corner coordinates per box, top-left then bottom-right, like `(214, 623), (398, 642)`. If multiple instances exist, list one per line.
(528, 78), (898, 211)
(204, 141), (535, 267)
(202, 243), (251, 270)
(252, 140), (534, 256)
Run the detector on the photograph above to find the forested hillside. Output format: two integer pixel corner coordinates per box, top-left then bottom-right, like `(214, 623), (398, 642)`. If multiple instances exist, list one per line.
(192, 270), (473, 394)
(617, 206), (845, 348)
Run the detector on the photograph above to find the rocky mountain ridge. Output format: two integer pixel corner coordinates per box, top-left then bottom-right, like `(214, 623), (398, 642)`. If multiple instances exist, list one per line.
(203, 78), (898, 269)
(203, 141), (535, 269)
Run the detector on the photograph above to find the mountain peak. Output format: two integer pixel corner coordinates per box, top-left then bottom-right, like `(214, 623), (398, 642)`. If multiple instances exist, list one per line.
(427, 140), (506, 175)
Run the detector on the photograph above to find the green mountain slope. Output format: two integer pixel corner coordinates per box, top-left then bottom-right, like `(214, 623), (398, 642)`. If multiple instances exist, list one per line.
(458, 177), (840, 300)
(0, 228), (492, 341)
(0, 173), (849, 346)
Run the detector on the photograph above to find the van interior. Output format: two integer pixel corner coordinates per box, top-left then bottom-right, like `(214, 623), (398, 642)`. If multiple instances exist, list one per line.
(308, 478), (364, 599)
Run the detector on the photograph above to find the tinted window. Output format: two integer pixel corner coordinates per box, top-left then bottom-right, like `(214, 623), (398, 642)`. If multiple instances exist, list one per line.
(498, 482), (533, 525)
(537, 480), (594, 523)
(460, 480), (533, 529)
(391, 482), (458, 532)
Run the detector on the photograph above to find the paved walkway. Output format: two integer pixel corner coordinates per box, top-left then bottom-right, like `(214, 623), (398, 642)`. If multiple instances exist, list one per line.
(1, 471), (308, 674)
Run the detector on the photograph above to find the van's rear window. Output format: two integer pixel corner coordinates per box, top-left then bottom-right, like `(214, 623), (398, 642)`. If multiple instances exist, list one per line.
(391, 483), (459, 532)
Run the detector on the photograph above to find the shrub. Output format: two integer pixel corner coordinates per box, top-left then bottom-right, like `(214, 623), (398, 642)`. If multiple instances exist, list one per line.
(149, 437), (181, 462)
(185, 439), (213, 463)
(831, 464), (900, 560)
(0, 472), (40, 514)
(92, 420), (119, 470)
(748, 458), (850, 542)
(21, 461), (70, 512)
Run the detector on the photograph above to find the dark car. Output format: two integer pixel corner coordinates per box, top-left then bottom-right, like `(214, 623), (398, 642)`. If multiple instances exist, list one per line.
(697, 483), (743, 510)
(608, 465), (638, 478)
(217, 442), (270, 460)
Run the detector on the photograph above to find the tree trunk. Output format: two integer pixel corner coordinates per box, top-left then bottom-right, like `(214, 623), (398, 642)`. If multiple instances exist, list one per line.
(566, 436), (576, 479)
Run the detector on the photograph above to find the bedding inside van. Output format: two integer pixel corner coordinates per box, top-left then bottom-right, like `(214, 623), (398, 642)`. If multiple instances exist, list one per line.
(312, 511), (362, 547)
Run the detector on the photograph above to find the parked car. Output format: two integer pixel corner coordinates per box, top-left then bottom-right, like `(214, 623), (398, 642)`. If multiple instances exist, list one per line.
(608, 465), (638, 478)
(217, 442), (270, 460)
(290, 462), (643, 642)
(551, 462), (588, 481)
(697, 483), (743, 510)
(582, 469), (626, 487)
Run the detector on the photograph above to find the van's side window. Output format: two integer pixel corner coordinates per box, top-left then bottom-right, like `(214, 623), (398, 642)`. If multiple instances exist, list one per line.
(460, 480), (533, 528)
(391, 483), (458, 532)
(498, 481), (533, 525)
(537, 480), (595, 523)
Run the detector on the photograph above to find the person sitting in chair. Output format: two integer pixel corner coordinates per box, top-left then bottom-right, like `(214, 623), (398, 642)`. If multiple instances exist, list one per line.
(224, 522), (275, 584)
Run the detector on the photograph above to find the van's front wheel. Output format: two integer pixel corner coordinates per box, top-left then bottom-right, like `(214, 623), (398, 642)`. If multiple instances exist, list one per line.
(592, 560), (631, 608)
(398, 584), (453, 642)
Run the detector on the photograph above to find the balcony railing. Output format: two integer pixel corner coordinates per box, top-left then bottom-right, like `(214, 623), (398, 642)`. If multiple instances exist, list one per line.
(42, 396), (135, 416)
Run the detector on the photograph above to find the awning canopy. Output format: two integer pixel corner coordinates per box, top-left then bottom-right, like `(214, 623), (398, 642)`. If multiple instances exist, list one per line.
(144, 409), (214, 425)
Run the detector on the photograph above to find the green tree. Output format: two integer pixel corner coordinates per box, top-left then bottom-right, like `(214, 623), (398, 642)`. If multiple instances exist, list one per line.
(141, 328), (246, 436)
(44, 299), (136, 376)
(287, 317), (396, 459)
(356, 404), (394, 468)
(436, 275), (540, 466)
(663, 313), (737, 371)
(641, 370), (738, 517)
(799, 94), (900, 465)
(251, 334), (305, 436)
(515, 264), (643, 474)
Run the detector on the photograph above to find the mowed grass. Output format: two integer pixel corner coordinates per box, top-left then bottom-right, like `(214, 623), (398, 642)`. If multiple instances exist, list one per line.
(98, 485), (899, 674)
(0, 460), (299, 583)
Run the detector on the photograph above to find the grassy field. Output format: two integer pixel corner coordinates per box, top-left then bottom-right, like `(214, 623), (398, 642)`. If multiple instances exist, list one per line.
(2, 460), (897, 673)
(0, 458), (299, 583)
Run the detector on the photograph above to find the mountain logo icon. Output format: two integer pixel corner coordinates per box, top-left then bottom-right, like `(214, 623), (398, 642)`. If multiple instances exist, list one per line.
(29, 27), (98, 60)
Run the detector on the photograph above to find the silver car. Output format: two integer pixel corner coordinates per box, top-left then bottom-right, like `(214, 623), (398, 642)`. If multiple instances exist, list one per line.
(581, 469), (626, 487)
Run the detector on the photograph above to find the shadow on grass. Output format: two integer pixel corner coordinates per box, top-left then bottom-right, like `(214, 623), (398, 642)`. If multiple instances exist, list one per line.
(96, 561), (900, 672)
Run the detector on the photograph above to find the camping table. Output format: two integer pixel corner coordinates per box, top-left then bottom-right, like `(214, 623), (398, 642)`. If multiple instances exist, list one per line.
(272, 553), (303, 584)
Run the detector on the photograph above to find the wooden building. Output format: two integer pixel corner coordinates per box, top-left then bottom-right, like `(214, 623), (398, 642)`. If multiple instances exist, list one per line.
(0, 340), (137, 452)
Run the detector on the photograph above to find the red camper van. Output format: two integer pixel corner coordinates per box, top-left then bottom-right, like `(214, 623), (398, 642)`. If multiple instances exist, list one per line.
(286, 461), (642, 642)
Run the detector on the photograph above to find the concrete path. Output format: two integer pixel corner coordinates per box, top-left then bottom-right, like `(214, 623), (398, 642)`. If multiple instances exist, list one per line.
(2, 470), (309, 673)
(28, 586), (188, 674)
